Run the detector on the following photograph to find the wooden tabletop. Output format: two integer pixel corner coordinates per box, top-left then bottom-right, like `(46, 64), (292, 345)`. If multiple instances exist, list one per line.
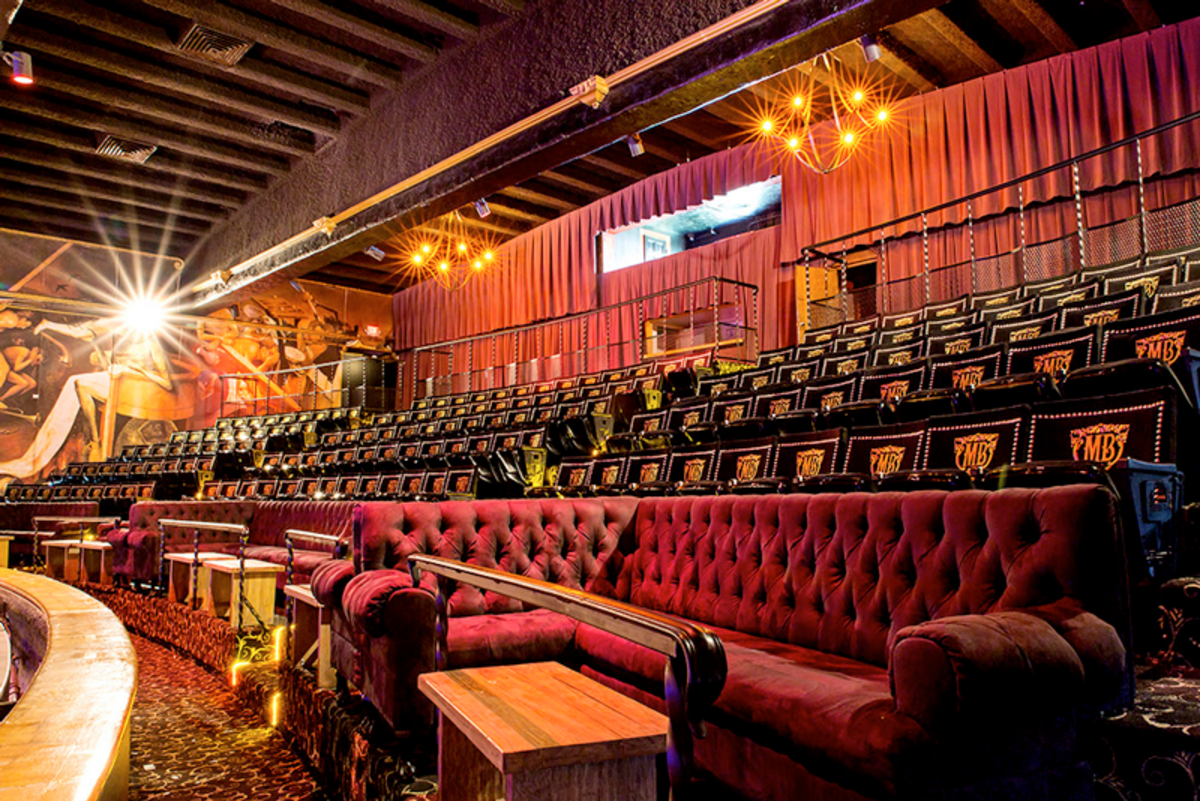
(40, 539), (112, 550)
(0, 568), (136, 800)
(163, 551), (235, 563)
(283, 583), (320, 606)
(206, 558), (285, 573)
(418, 661), (667, 775)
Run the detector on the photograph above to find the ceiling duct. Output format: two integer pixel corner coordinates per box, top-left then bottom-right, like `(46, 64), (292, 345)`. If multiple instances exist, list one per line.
(176, 22), (254, 67)
(95, 135), (158, 164)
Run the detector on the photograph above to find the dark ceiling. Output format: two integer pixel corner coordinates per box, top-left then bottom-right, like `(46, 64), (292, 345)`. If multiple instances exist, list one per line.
(0, 0), (1188, 295)
(0, 0), (520, 260)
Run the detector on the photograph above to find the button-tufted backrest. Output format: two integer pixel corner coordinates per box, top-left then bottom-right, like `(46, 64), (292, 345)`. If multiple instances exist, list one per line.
(3, 502), (99, 530)
(129, 500), (256, 551)
(353, 498), (639, 616)
(251, 500), (355, 547)
(615, 487), (1123, 668)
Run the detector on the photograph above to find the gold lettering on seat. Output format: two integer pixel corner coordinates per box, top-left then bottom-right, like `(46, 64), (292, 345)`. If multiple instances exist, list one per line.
(796, 449), (826, 478)
(985, 296), (1010, 307)
(820, 391), (844, 411)
(870, 445), (906, 474)
(790, 367), (813, 382)
(601, 465), (620, 484)
(896, 316), (915, 326)
(736, 454), (764, 481)
(997, 308), (1023, 320)
(894, 331), (915, 343)
(683, 411), (702, 426)
(952, 365), (986, 389)
(1183, 294), (1200, 308)
(725, 404), (746, 423)
(954, 433), (999, 471)
(847, 339), (868, 351)
(1033, 349), (1074, 374)
(880, 380), (910, 401)
(639, 463), (661, 483)
(888, 351), (913, 365)
(1125, 275), (1161, 296)
(753, 375), (771, 389)
(837, 358), (860, 375)
(682, 459), (707, 482)
(1135, 330), (1186, 365)
(768, 355), (787, 365)
(1083, 309), (1121, 326)
(432, 477), (446, 494)
(944, 338), (973, 355)
(643, 418), (661, 432)
(942, 321), (966, 331)
(1056, 291), (1088, 306)
(568, 468), (587, 486)
(1070, 423), (1130, 469)
(769, 398), (793, 415)
(936, 306), (960, 317)
(456, 475), (472, 493)
(1010, 326), (1043, 341)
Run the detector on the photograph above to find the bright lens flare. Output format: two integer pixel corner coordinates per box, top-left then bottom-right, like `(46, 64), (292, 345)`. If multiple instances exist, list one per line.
(457, 242), (468, 253)
(438, 262), (449, 271)
(792, 96), (804, 108)
(852, 90), (865, 104)
(788, 136), (800, 149)
(842, 131), (856, 145)
(412, 253), (423, 264)
(483, 251), (494, 261)
(473, 260), (483, 270)
(877, 109), (889, 122)
(120, 295), (168, 336)
(420, 243), (432, 254)
(760, 119), (773, 133)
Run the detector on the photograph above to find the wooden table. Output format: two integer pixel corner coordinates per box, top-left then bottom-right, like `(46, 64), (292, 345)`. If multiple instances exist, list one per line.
(204, 557), (284, 628)
(0, 535), (10, 569)
(164, 550), (234, 607)
(40, 538), (114, 585)
(419, 661), (668, 801)
(284, 583), (334, 689)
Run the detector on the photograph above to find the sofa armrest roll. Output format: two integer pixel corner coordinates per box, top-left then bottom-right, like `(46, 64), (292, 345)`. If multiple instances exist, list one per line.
(890, 610), (1096, 731)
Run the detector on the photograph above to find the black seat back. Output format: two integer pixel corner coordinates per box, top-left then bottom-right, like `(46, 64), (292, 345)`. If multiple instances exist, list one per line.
(1027, 387), (1178, 468)
(921, 405), (1031, 474)
(927, 323), (988, 356)
(776, 428), (846, 479)
(1059, 288), (1141, 329)
(1004, 325), (1099, 378)
(928, 344), (1007, 390)
(989, 310), (1059, 344)
(800, 374), (860, 412)
(713, 437), (777, 484)
(752, 385), (804, 418)
(842, 421), (928, 476)
(858, 362), (929, 403)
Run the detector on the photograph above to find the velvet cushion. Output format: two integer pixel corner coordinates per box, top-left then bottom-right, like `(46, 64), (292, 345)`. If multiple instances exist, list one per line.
(447, 608), (579, 669)
(342, 568), (418, 636)
(311, 559), (356, 608)
(251, 500), (354, 547)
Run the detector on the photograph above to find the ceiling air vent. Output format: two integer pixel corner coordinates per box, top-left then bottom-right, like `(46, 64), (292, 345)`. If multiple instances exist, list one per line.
(176, 23), (254, 67)
(96, 135), (158, 164)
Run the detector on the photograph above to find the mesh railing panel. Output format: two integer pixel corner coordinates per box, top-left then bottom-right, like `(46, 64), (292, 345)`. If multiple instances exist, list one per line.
(1023, 235), (1079, 282)
(971, 250), (1021, 293)
(928, 261), (972, 302)
(1085, 216), (1142, 268)
(1146, 196), (1200, 253)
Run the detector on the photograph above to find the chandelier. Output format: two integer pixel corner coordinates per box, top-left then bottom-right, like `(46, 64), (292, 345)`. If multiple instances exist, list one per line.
(397, 214), (503, 291)
(752, 51), (897, 175)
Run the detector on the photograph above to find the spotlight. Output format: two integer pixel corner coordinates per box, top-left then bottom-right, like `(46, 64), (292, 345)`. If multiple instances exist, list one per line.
(787, 136), (800, 150)
(760, 119), (773, 133)
(792, 96), (804, 108)
(364, 245), (386, 262)
(473, 198), (491, 218)
(859, 34), (883, 63)
(842, 131), (856, 145)
(625, 133), (645, 157)
(3, 51), (33, 86)
(457, 242), (468, 253)
(120, 295), (168, 337)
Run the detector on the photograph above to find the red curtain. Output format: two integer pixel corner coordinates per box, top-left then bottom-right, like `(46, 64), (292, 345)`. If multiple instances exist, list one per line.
(779, 17), (1200, 269)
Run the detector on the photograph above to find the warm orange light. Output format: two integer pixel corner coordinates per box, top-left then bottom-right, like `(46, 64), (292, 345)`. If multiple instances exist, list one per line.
(877, 109), (889, 122)
(13, 75), (32, 86)
(473, 260), (483, 270)
(788, 136), (800, 150)
(792, 96), (804, 108)
(842, 131), (856, 145)
(230, 661), (251, 687)
(483, 251), (494, 261)
(852, 90), (865, 104)
(270, 692), (281, 727)
(438, 261), (449, 271)
(412, 253), (423, 264)
(457, 242), (468, 253)
(273, 627), (285, 662)
(760, 119), (773, 133)
(420, 243), (431, 254)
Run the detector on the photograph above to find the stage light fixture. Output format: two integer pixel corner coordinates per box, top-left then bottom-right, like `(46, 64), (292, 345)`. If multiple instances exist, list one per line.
(474, 198), (491, 218)
(625, 133), (645, 157)
(364, 245), (386, 262)
(859, 34), (882, 63)
(3, 51), (33, 85)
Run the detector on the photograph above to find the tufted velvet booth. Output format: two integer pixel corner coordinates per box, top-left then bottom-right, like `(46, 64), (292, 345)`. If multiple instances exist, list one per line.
(108, 499), (356, 586)
(316, 488), (1130, 800)
(1, 501), (100, 561)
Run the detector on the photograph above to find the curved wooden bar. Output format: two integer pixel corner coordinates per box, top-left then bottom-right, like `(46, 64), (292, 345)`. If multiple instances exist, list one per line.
(0, 569), (136, 801)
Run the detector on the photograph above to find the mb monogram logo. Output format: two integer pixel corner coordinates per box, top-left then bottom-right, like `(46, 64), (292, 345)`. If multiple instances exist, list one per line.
(1070, 423), (1130, 469)
(942, 320), (966, 331)
(795, 449), (825, 478)
(880, 380), (910, 401)
(847, 339), (868, 351)
(952, 365), (986, 389)
(601, 465), (620, 484)
(643, 418), (661, 432)
(790, 367), (813, 382)
(567, 468), (588, 486)
(895, 316), (916, 327)
(456, 475), (472, 493)
(997, 308), (1023, 320)
(683, 411), (702, 426)
(954, 432), (999, 471)
(812, 332), (834, 343)
(682, 459), (708, 482)
(736, 454), (764, 481)
(724, 404), (747, 423)
(1125, 275), (1161, 297)
(1184, 294), (1200, 308)
(406, 477), (422, 493)
(1033, 349), (1074, 374)
(1056, 291), (1088, 306)
(944, 338), (973, 355)
(1135, 330), (1186, 365)
(888, 352), (913, 365)
(752, 375), (771, 389)
(1083, 309), (1121, 326)
(820, 391), (844, 411)
(936, 306), (961, 316)
(768, 354), (787, 365)
(769, 398), (794, 415)
(984, 296), (1010, 307)
(432, 477), (446, 494)
(639, 463), (661, 482)
(837, 358), (860, 375)
(870, 445), (906, 474)
(894, 331), (915, 343)
(1010, 326), (1043, 342)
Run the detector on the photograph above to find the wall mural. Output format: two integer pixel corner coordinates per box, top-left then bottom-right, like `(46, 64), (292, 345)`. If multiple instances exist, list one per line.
(0, 233), (393, 486)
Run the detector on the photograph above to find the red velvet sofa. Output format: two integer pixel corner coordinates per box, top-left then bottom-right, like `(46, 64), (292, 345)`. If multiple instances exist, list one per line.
(312, 488), (1130, 799)
(0, 501), (101, 561)
(107, 499), (356, 586)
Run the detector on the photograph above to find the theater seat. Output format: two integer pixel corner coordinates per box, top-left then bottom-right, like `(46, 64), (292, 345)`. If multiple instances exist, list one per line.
(894, 387), (969, 422)
(972, 373), (1061, 411)
(875, 469), (973, 491)
(1060, 358), (1194, 408)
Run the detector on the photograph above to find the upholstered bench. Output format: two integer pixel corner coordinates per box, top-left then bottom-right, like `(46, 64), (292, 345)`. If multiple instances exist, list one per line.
(314, 488), (1129, 799)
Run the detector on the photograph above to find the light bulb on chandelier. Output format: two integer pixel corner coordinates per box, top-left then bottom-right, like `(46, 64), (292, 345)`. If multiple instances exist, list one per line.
(399, 213), (505, 291)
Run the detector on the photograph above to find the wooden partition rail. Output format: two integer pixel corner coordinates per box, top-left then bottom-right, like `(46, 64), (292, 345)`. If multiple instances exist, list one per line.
(407, 554), (726, 801)
(156, 519), (258, 628)
(0, 569), (136, 800)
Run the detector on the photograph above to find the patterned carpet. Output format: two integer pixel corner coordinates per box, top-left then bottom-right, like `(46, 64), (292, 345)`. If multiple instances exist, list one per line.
(129, 633), (327, 801)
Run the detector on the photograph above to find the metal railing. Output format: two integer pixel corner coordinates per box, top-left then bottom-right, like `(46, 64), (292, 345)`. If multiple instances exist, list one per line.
(799, 109), (1200, 326)
(409, 276), (759, 398)
(219, 354), (400, 418)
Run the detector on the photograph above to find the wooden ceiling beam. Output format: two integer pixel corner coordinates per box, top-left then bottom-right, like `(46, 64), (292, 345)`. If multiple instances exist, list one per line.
(1120, 0), (1160, 30)
(309, 270), (394, 293)
(539, 169), (610, 198)
(0, 205), (202, 242)
(486, 200), (552, 225)
(356, 0), (478, 41)
(0, 121), (268, 194)
(266, 0), (438, 63)
(232, 56), (370, 115)
(979, 0), (1075, 54)
(498, 184), (580, 213)
(8, 27), (342, 136)
(660, 110), (741, 151)
(0, 166), (226, 221)
(0, 147), (244, 209)
(140, 0), (410, 86)
(0, 189), (213, 236)
(920, 9), (1003, 74)
(0, 217), (196, 258)
(27, 67), (314, 158)
(875, 30), (940, 92)
(3, 94), (289, 175)
(579, 154), (650, 181)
